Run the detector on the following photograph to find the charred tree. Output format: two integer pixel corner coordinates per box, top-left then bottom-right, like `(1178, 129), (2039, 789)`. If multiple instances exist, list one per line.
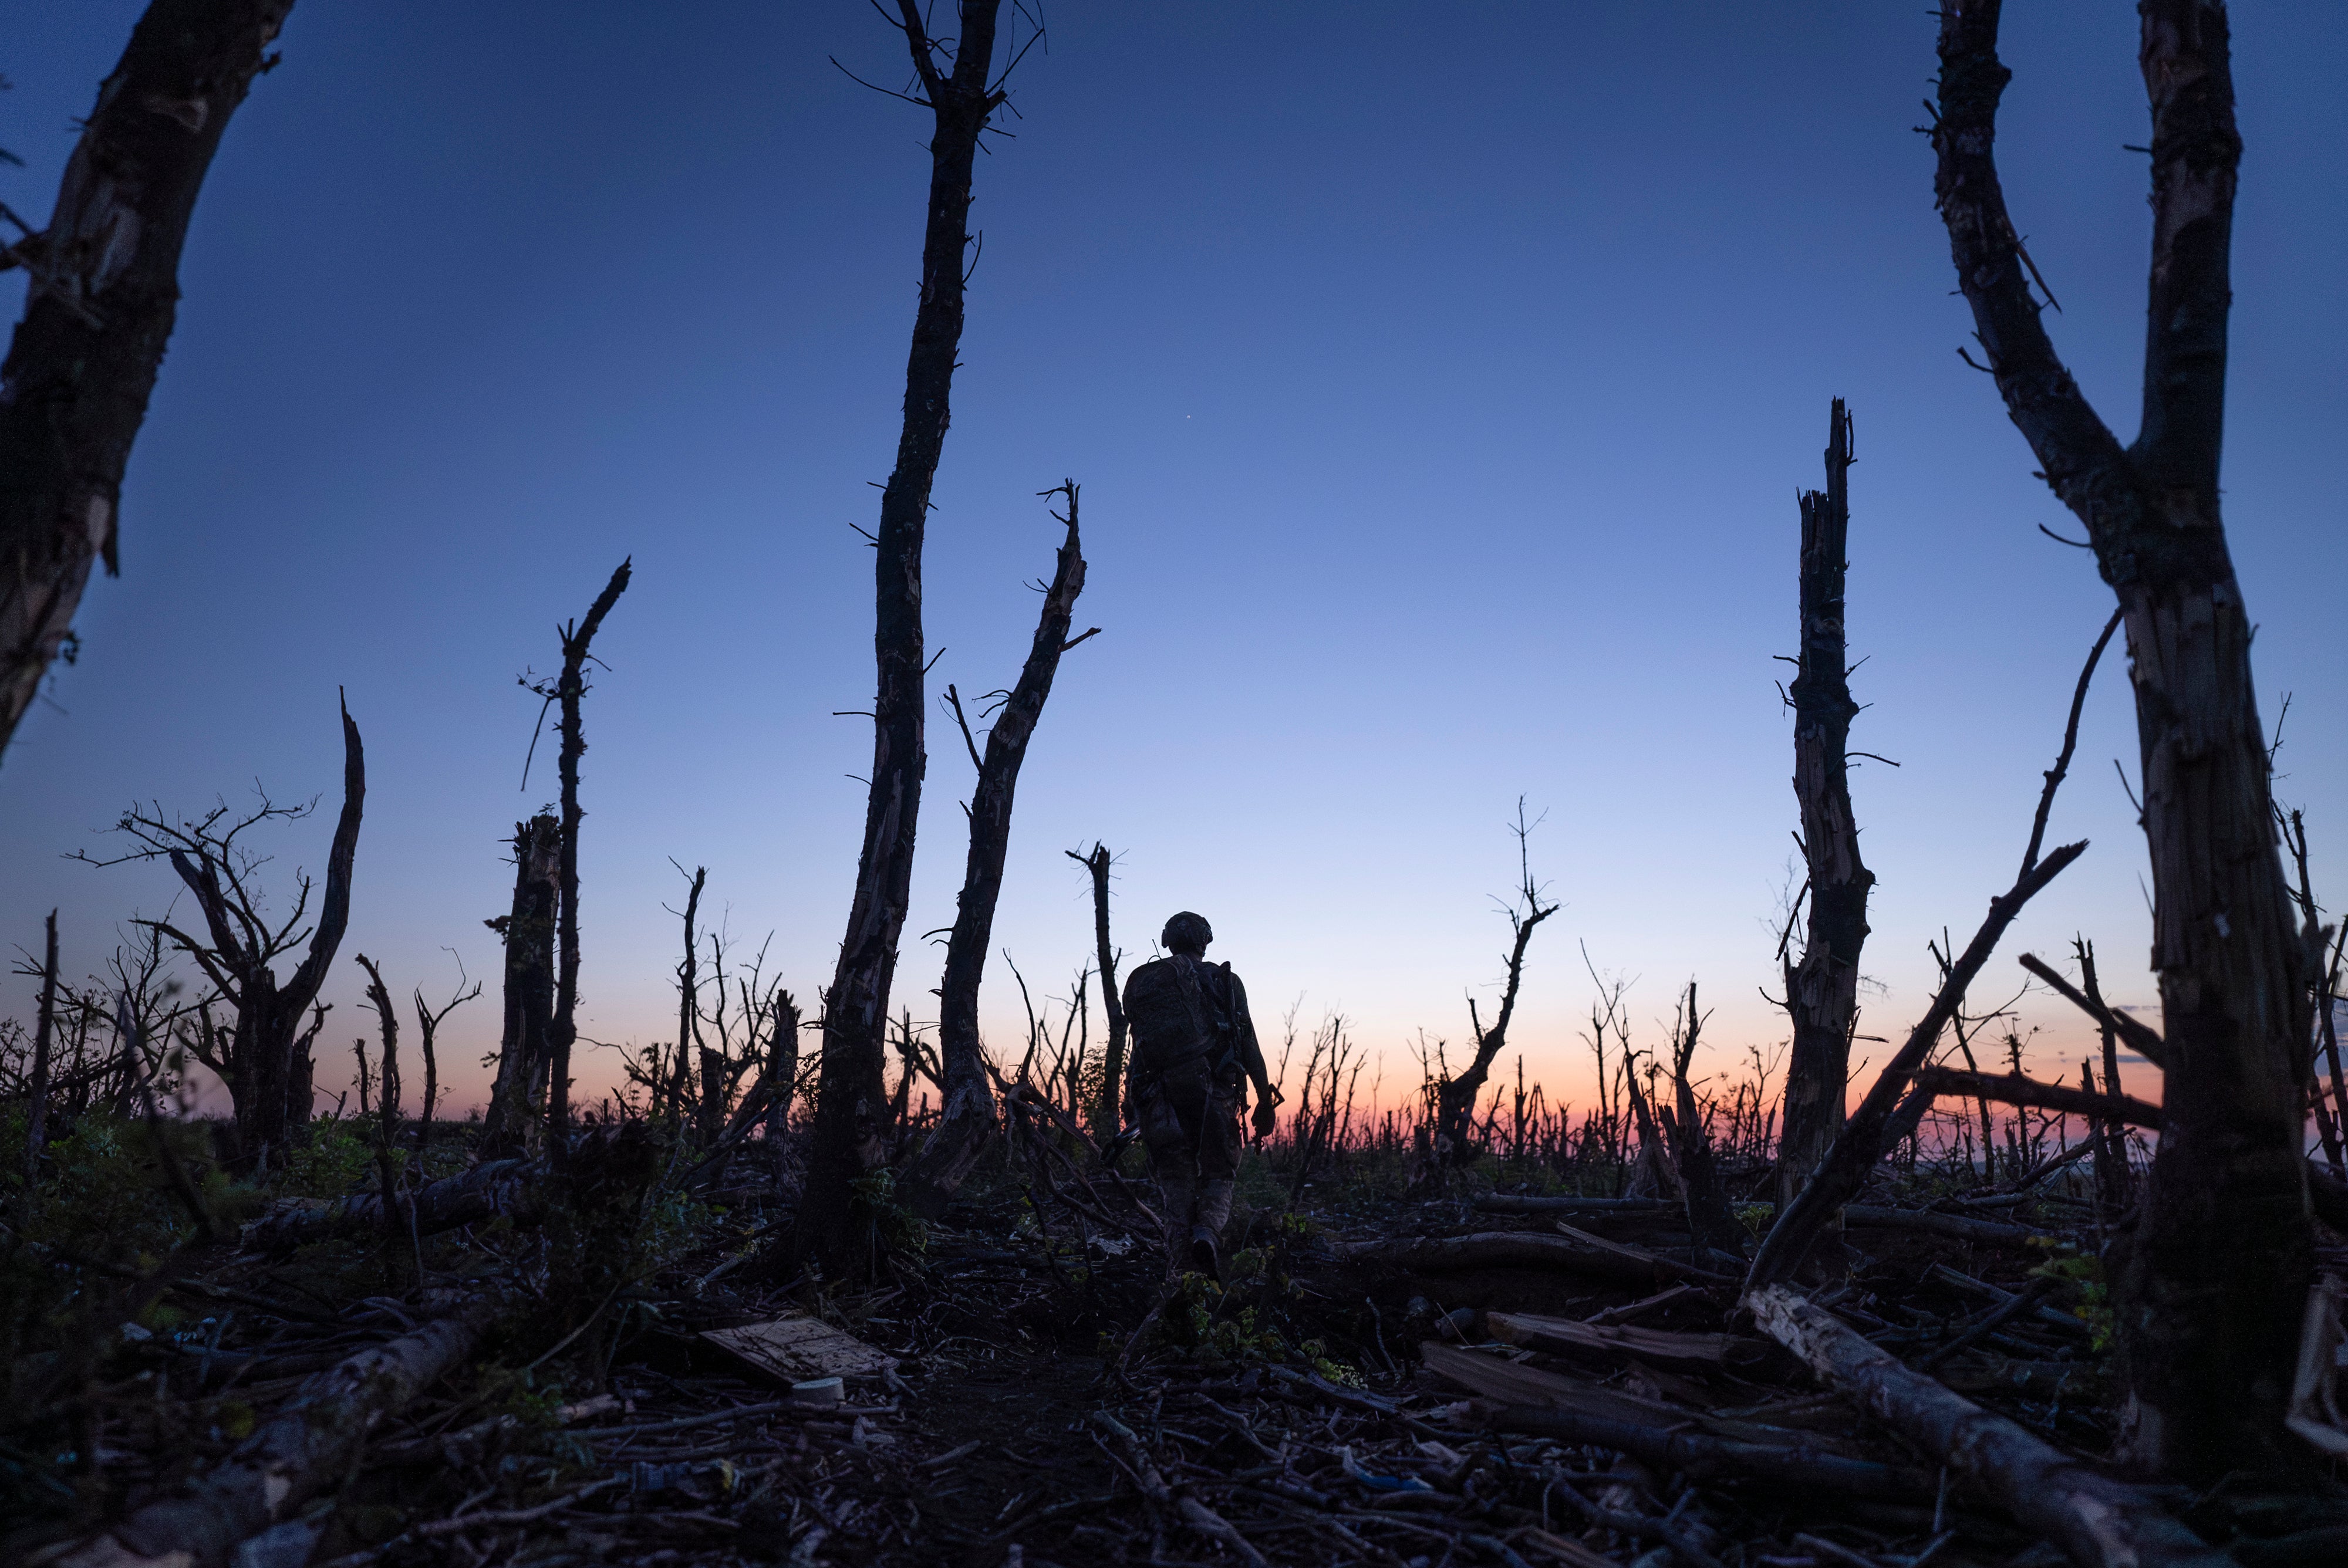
(543, 561), (630, 1142)
(1777, 399), (1874, 1223)
(1931, 0), (2312, 1478)
(124, 698), (364, 1171)
(1433, 803), (1556, 1162)
(1068, 842), (1128, 1137)
(1664, 982), (1750, 1258)
(796, 0), (1014, 1270)
(480, 815), (560, 1156)
(0, 0), (299, 759)
(903, 485), (1095, 1218)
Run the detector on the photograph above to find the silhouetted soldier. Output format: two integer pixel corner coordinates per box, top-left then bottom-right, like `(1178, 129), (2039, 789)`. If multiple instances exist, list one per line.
(1121, 911), (1278, 1278)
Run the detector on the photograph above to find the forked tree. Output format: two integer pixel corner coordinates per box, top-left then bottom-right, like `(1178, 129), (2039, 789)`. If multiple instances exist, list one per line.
(1930, 0), (2311, 1478)
(796, 0), (1020, 1270)
(92, 698), (364, 1171)
(0, 0), (299, 759)
(1776, 400), (1875, 1228)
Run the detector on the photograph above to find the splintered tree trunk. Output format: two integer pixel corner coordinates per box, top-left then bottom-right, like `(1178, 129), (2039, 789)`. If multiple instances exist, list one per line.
(797, 0), (1008, 1271)
(1778, 398), (1874, 1220)
(1073, 843), (1129, 1135)
(1932, 0), (2311, 1479)
(176, 698), (363, 1170)
(0, 0), (299, 759)
(546, 561), (630, 1141)
(480, 814), (561, 1155)
(904, 488), (1092, 1218)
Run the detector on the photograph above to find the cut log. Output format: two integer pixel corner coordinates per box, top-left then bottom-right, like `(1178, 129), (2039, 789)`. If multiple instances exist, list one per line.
(241, 1158), (540, 1255)
(1340, 1229), (1727, 1287)
(1744, 1283), (2224, 1568)
(52, 1300), (492, 1568)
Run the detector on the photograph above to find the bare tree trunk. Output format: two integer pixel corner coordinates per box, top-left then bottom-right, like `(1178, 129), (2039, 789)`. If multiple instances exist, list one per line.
(797, 0), (1009, 1272)
(1070, 842), (1128, 1137)
(1931, 0), (2312, 1479)
(669, 865), (706, 1123)
(0, 0), (299, 759)
(546, 562), (630, 1142)
(481, 814), (560, 1156)
(1778, 399), (1874, 1225)
(903, 486), (1093, 1218)
(22, 910), (59, 1190)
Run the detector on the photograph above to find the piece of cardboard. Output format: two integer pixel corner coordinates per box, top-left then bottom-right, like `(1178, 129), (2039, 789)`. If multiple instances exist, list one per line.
(700, 1316), (897, 1383)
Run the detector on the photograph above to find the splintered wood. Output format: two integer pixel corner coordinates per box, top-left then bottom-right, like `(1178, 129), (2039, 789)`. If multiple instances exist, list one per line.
(700, 1314), (897, 1383)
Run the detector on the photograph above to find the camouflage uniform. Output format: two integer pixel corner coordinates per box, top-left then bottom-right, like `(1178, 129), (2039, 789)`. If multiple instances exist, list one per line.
(1121, 913), (1275, 1278)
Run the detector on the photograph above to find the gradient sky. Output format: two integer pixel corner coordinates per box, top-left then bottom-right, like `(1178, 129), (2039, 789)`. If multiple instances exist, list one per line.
(3, 2), (2342, 1121)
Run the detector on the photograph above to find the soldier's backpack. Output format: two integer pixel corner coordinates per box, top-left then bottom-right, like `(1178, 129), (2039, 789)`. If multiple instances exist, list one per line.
(1122, 957), (1234, 1087)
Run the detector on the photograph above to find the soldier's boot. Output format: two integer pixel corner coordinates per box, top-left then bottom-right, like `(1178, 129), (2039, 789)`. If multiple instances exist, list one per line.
(1159, 1174), (1196, 1279)
(1191, 1179), (1236, 1280)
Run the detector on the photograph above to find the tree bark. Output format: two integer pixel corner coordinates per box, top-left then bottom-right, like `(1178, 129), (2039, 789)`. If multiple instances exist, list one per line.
(0, 0), (299, 759)
(797, 0), (1008, 1272)
(1779, 398), (1874, 1221)
(480, 813), (560, 1156)
(546, 561), (630, 1141)
(1931, 0), (2312, 1479)
(902, 488), (1091, 1218)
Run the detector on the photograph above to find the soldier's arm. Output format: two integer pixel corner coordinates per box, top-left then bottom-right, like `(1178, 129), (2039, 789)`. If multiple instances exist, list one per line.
(1227, 971), (1274, 1100)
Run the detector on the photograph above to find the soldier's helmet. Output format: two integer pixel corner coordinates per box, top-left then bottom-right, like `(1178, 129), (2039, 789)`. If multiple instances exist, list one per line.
(1161, 911), (1213, 954)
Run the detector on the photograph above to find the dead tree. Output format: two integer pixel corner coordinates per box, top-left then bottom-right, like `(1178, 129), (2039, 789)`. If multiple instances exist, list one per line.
(797, 0), (1017, 1270)
(99, 698), (363, 1171)
(1931, 0), (2312, 1478)
(667, 864), (707, 1123)
(904, 486), (1095, 1217)
(541, 560), (630, 1141)
(19, 910), (59, 1190)
(1433, 802), (1556, 1162)
(1777, 398), (1874, 1221)
(1068, 842), (1128, 1136)
(1749, 614), (2114, 1289)
(479, 815), (560, 1155)
(0, 0), (299, 759)
(1663, 982), (1750, 1258)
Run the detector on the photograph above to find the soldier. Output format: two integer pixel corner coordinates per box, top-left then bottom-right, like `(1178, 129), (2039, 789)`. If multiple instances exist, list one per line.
(1120, 911), (1278, 1279)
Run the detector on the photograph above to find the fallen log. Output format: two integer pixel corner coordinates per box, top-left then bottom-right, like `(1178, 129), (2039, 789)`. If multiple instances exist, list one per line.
(53, 1299), (494, 1568)
(1482, 1401), (1930, 1499)
(1744, 1283), (2224, 1568)
(1340, 1229), (1728, 1287)
(1484, 1309), (1764, 1369)
(242, 1158), (541, 1255)
(1470, 1196), (2061, 1249)
(1843, 1205), (2063, 1249)
(1908, 1066), (2163, 1130)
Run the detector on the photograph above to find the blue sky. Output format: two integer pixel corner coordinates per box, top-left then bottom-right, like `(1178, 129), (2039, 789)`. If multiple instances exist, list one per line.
(3, 2), (2341, 1117)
